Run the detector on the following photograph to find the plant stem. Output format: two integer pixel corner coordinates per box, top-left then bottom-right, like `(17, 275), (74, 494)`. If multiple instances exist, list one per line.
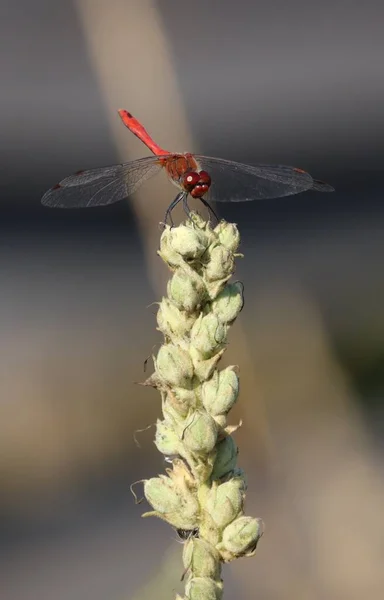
(142, 212), (263, 599)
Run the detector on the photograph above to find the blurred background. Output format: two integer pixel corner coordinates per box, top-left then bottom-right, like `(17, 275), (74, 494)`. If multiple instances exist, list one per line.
(1, 0), (384, 598)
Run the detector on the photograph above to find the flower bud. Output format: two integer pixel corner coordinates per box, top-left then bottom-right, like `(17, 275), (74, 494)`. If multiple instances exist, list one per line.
(158, 227), (185, 268)
(219, 516), (264, 560)
(205, 479), (245, 529)
(168, 225), (208, 259)
(190, 314), (227, 359)
(167, 267), (206, 313)
(157, 298), (196, 339)
(163, 387), (197, 418)
(226, 468), (248, 490)
(213, 414), (227, 428)
(187, 211), (215, 238)
(214, 221), (240, 252)
(144, 474), (199, 530)
(183, 538), (221, 579)
(190, 346), (225, 382)
(211, 436), (238, 480)
(156, 344), (194, 388)
(155, 418), (180, 456)
(211, 283), (244, 324)
(205, 245), (234, 282)
(202, 367), (239, 416)
(183, 411), (218, 454)
(185, 577), (223, 600)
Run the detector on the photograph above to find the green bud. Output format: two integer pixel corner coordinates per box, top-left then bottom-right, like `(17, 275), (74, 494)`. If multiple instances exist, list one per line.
(228, 468), (248, 490)
(144, 475), (180, 514)
(154, 418), (180, 456)
(183, 411), (218, 454)
(185, 577), (223, 600)
(190, 313), (227, 359)
(156, 344), (194, 388)
(205, 479), (245, 529)
(182, 538), (221, 579)
(172, 387), (197, 407)
(202, 367), (239, 416)
(143, 474), (199, 530)
(157, 298), (196, 339)
(163, 387), (197, 418)
(219, 516), (264, 561)
(167, 267), (206, 313)
(191, 456), (217, 484)
(211, 436), (238, 480)
(198, 510), (221, 547)
(213, 414), (227, 428)
(205, 246), (234, 282)
(187, 211), (215, 239)
(190, 346), (225, 382)
(158, 227), (185, 268)
(211, 283), (244, 324)
(206, 279), (232, 301)
(214, 221), (240, 252)
(168, 225), (208, 259)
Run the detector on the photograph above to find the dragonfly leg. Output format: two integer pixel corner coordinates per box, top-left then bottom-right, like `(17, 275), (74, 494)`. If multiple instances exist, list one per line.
(183, 194), (219, 225)
(198, 197), (219, 224)
(163, 192), (185, 227)
(182, 194), (192, 217)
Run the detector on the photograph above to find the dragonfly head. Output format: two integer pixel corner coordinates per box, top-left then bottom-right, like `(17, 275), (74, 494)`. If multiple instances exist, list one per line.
(182, 170), (211, 198)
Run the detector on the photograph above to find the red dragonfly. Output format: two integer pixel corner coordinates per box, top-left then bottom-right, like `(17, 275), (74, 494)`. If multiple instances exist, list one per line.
(42, 109), (334, 222)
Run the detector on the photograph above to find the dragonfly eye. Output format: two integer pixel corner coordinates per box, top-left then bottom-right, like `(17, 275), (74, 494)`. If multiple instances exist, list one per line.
(190, 183), (210, 198)
(198, 170), (211, 186)
(183, 171), (200, 192)
(183, 170), (211, 198)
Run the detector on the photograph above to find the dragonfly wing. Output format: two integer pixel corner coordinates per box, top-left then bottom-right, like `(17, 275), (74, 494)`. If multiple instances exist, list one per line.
(41, 156), (163, 208)
(311, 179), (335, 192)
(194, 156), (330, 203)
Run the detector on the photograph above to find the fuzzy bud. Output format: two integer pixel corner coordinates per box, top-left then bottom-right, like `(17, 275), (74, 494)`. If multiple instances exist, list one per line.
(205, 245), (234, 282)
(167, 267), (206, 313)
(183, 411), (218, 454)
(211, 436), (238, 480)
(157, 298), (196, 339)
(202, 367), (239, 416)
(156, 344), (194, 388)
(211, 283), (244, 324)
(168, 225), (208, 259)
(205, 479), (245, 529)
(154, 418), (180, 456)
(188, 212), (216, 241)
(162, 391), (191, 419)
(185, 577), (223, 600)
(227, 468), (248, 490)
(190, 313), (227, 359)
(190, 346), (225, 382)
(218, 516), (264, 561)
(162, 387), (197, 418)
(158, 227), (185, 268)
(143, 474), (199, 530)
(213, 414), (227, 428)
(215, 221), (240, 252)
(183, 538), (221, 579)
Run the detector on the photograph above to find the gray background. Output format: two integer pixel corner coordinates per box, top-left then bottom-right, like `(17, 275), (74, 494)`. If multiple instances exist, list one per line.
(1, 1), (384, 599)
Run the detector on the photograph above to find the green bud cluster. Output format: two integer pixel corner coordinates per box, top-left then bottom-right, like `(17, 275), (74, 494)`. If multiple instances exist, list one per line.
(142, 213), (263, 599)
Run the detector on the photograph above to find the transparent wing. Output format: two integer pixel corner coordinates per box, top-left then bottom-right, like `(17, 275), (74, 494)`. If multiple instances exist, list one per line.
(194, 155), (334, 202)
(41, 156), (164, 208)
(311, 179), (334, 192)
